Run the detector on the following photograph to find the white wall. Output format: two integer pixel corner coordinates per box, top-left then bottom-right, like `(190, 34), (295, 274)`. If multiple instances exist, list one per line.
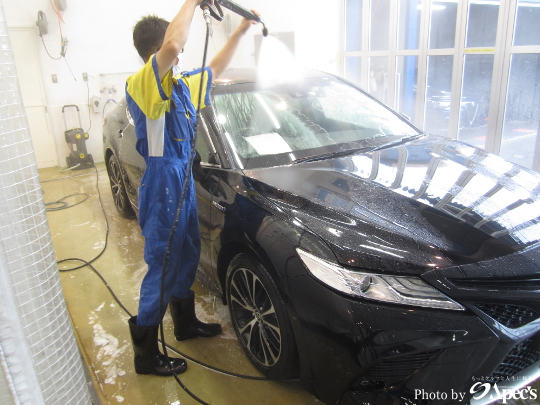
(5, 0), (341, 166)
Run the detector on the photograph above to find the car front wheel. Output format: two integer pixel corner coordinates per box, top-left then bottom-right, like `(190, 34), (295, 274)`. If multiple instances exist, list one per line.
(107, 153), (135, 218)
(226, 253), (298, 379)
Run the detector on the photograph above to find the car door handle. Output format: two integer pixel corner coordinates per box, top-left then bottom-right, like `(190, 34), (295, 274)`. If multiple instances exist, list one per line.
(212, 201), (225, 212)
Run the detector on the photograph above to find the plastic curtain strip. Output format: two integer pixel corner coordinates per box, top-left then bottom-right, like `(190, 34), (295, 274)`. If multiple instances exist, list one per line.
(0, 3), (92, 405)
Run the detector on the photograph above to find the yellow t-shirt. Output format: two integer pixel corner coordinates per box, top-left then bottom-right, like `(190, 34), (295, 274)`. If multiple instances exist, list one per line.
(125, 54), (212, 159)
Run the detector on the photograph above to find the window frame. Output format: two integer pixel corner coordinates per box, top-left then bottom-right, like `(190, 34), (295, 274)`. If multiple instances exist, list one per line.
(340, 0), (540, 171)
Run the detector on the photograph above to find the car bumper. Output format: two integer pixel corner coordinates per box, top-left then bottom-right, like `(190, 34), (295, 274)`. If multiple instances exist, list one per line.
(284, 274), (540, 405)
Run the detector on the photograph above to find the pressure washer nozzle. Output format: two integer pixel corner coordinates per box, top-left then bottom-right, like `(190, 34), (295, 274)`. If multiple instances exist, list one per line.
(262, 23), (268, 37)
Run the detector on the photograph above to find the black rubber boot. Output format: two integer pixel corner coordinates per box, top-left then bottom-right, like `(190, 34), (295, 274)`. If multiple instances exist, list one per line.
(128, 316), (187, 376)
(170, 291), (222, 341)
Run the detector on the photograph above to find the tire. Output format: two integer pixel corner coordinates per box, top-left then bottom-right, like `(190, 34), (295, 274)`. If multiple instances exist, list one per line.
(107, 154), (135, 218)
(226, 254), (298, 379)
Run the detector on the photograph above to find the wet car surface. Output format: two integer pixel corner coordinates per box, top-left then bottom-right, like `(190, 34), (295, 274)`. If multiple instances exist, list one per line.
(103, 68), (540, 405)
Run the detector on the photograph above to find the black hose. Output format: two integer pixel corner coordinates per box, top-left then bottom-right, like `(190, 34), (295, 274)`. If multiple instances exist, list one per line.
(45, 193), (89, 211)
(51, 165), (267, 382)
(163, 342), (267, 380)
(41, 168), (106, 183)
(63, 258), (134, 316)
(158, 16), (215, 405)
(57, 166), (110, 271)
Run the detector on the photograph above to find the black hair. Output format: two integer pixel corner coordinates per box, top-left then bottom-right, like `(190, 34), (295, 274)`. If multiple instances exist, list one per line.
(133, 15), (170, 62)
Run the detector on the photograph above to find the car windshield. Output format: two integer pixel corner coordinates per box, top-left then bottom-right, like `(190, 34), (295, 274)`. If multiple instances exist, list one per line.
(212, 75), (421, 169)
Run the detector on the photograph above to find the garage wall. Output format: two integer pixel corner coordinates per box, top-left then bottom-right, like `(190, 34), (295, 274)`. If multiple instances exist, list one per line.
(4, 0), (341, 167)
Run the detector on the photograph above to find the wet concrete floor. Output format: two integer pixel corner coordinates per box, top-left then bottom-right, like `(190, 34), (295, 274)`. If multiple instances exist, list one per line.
(40, 163), (320, 405)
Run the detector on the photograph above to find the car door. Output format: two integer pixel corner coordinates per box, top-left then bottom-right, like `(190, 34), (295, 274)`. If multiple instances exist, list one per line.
(117, 104), (145, 210)
(194, 117), (225, 292)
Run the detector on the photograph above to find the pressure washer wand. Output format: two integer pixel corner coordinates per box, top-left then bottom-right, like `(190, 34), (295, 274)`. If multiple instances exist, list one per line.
(201, 0), (268, 36)
(220, 0), (268, 36)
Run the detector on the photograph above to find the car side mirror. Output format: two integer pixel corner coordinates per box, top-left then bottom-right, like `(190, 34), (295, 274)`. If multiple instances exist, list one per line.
(208, 153), (220, 165)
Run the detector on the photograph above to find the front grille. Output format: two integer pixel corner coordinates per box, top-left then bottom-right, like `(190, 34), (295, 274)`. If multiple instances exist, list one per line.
(492, 338), (540, 379)
(360, 350), (441, 385)
(474, 303), (539, 328)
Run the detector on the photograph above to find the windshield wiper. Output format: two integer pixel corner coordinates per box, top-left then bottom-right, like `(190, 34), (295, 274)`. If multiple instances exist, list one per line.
(291, 147), (374, 164)
(291, 134), (425, 164)
(370, 133), (425, 152)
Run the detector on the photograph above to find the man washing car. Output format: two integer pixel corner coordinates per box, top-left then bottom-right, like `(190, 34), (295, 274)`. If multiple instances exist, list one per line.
(125, 0), (260, 376)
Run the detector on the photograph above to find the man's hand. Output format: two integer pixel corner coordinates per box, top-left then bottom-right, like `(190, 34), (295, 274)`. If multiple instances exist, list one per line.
(236, 9), (261, 34)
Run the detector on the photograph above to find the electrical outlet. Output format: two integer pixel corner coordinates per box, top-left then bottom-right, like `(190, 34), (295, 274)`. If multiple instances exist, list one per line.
(82, 72), (88, 81)
(52, 74), (58, 83)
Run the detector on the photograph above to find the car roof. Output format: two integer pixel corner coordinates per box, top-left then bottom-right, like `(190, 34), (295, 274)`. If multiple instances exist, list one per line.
(213, 67), (333, 86)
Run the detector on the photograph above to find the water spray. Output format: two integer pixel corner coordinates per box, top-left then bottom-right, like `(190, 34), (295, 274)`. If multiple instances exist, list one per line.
(201, 0), (268, 36)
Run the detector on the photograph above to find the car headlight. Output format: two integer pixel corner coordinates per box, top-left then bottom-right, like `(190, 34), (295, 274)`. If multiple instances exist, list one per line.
(296, 249), (465, 311)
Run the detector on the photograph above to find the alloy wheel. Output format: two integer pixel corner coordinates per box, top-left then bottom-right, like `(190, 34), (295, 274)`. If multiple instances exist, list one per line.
(108, 154), (134, 218)
(109, 157), (126, 211)
(229, 267), (282, 367)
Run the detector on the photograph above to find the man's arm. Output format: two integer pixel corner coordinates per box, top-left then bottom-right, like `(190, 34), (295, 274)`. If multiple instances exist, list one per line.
(155, 0), (213, 80)
(209, 11), (260, 79)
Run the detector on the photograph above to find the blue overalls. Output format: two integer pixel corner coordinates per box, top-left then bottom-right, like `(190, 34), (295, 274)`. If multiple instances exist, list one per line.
(126, 55), (212, 326)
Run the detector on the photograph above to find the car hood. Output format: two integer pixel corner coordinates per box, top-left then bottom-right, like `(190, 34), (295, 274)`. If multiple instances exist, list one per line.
(243, 135), (540, 273)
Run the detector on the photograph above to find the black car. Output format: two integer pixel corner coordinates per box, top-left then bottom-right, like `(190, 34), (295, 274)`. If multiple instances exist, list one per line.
(103, 68), (540, 405)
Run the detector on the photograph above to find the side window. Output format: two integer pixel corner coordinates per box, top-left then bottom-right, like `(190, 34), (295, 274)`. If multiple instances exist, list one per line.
(195, 118), (219, 165)
(196, 126), (211, 163)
